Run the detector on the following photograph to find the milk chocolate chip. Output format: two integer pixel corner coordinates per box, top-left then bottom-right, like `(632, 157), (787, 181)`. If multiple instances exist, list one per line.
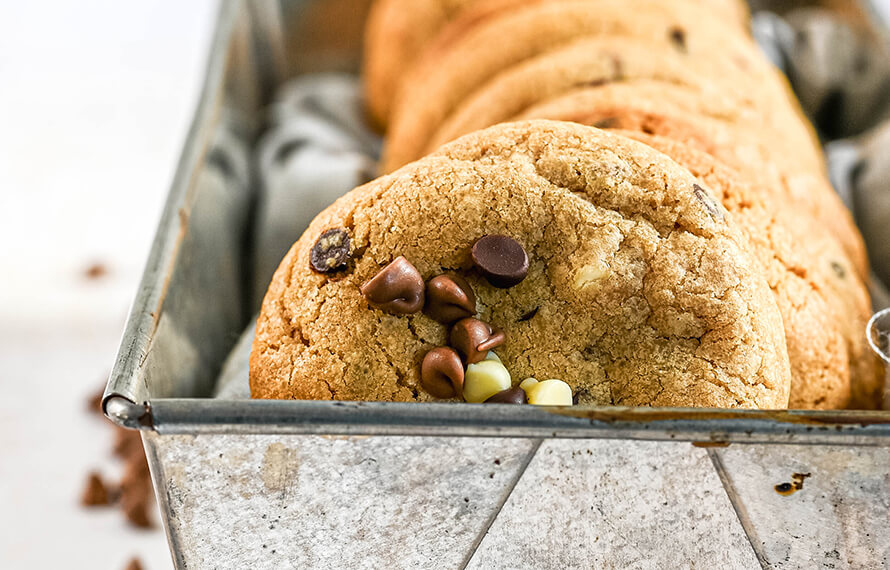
(450, 317), (506, 364)
(484, 386), (527, 404)
(360, 256), (425, 314)
(310, 228), (352, 273)
(421, 347), (465, 399)
(425, 274), (476, 323)
(471, 235), (529, 288)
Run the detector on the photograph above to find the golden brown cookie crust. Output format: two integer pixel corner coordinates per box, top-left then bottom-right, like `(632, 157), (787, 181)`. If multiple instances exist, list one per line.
(363, 0), (749, 130)
(512, 90), (868, 277)
(611, 129), (880, 409)
(382, 0), (780, 171)
(251, 121), (791, 408)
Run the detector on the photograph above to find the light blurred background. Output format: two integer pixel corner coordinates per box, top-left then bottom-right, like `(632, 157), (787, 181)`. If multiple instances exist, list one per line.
(0, 2), (217, 568)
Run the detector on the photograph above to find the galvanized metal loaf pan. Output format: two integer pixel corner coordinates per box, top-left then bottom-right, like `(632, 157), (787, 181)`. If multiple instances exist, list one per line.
(103, 1), (890, 567)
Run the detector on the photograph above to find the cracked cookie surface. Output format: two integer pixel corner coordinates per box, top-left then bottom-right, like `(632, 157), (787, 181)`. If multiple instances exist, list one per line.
(608, 130), (880, 408)
(250, 121), (791, 408)
(513, 86), (867, 276)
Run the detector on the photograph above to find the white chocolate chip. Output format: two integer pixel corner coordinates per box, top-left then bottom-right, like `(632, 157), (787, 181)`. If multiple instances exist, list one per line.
(574, 261), (610, 289)
(518, 377), (539, 391)
(463, 360), (512, 403)
(525, 379), (573, 406)
(484, 351), (502, 363)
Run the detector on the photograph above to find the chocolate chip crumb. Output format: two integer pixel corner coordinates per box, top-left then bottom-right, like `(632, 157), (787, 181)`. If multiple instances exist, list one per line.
(123, 557), (144, 570)
(830, 261), (846, 279)
(81, 472), (111, 506)
(692, 184), (724, 221)
(310, 228), (352, 273)
(518, 307), (539, 322)
(592, 117), (619, 129)
(84, 262), (108, 280)
(669, 27), (687, 52)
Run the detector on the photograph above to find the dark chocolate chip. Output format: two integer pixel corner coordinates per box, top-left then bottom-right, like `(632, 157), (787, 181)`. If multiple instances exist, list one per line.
(420, 347), (465, 399)
(518, 307), (539, 322)
(360, 256), (425, 314)
(592, 117), (619, 129)
(472, 235), (529, 288)
(425, 274), (477, 323)
(692, 184), (724, 221)
(450, 317), (506, 364)
(669, 27), (687, 52)
(484, 386), (527, 404)
(830, 261), (847, 279)
(310, 228), (352, 273)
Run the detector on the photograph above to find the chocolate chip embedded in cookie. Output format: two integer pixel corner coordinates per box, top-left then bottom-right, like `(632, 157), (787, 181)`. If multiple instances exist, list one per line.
(425, 274), (477, 323)
(421, 347), (465, 398)
(310, 228), (352, 273)
(472, 235), (529, 288)
(450, 317), (506, 364)
(250, 121), (791, 408)
(360, 256), (425, 313)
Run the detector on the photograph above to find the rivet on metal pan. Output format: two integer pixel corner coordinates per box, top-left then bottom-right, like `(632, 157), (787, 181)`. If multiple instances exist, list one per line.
(103, 394), (153, 430)
(866, 308), (890, 363)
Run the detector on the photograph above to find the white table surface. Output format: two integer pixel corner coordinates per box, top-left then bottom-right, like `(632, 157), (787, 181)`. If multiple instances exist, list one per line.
(0, 2), (218, 568)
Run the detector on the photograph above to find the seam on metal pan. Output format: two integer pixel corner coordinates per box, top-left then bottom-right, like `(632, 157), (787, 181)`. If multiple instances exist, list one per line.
(143, 434), (188, 569)
(459, 438), (544, 569)
(707, 448), (769, 569)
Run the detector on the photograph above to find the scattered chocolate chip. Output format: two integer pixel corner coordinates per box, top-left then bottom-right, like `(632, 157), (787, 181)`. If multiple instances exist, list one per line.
(360, 256), (425, 313)
(84, 262), (108, 280)
(471, 235), (529, 288)
(124, 557), (145, 570)
(692, 184), (724, 221)
(425, 274), (476, 323)
(518, 307), (538, 322)
(830, 261), (847, 279)
(450, 318), (506, 364)
(421, 347), (465, 398)
(484, 386), (527, 404)
(669, 27), (687, 52)
(81, 472), (111, 506)
(592, 117), (619, 129)
(310, 228), (352, 273)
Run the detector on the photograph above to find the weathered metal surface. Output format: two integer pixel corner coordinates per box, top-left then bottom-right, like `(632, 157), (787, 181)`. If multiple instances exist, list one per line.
(465, 439), (760, 569)
(712, 444), (890, 568)
(145, 432), (539, 569)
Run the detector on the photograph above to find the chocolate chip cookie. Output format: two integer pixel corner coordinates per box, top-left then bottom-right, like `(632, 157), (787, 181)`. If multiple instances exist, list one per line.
(363, 0), (749, 130)
(251, 121), (791, 408)
(382, 0), (793, 171)
(608, 130), (881, 408)
(512, 89), (868, 277)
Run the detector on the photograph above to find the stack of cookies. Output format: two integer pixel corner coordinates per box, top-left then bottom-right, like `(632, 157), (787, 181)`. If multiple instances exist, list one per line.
(249, 0), (884, 410)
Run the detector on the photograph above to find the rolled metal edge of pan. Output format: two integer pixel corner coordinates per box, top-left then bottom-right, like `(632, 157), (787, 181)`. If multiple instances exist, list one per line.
(102, 0), (243, 429)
